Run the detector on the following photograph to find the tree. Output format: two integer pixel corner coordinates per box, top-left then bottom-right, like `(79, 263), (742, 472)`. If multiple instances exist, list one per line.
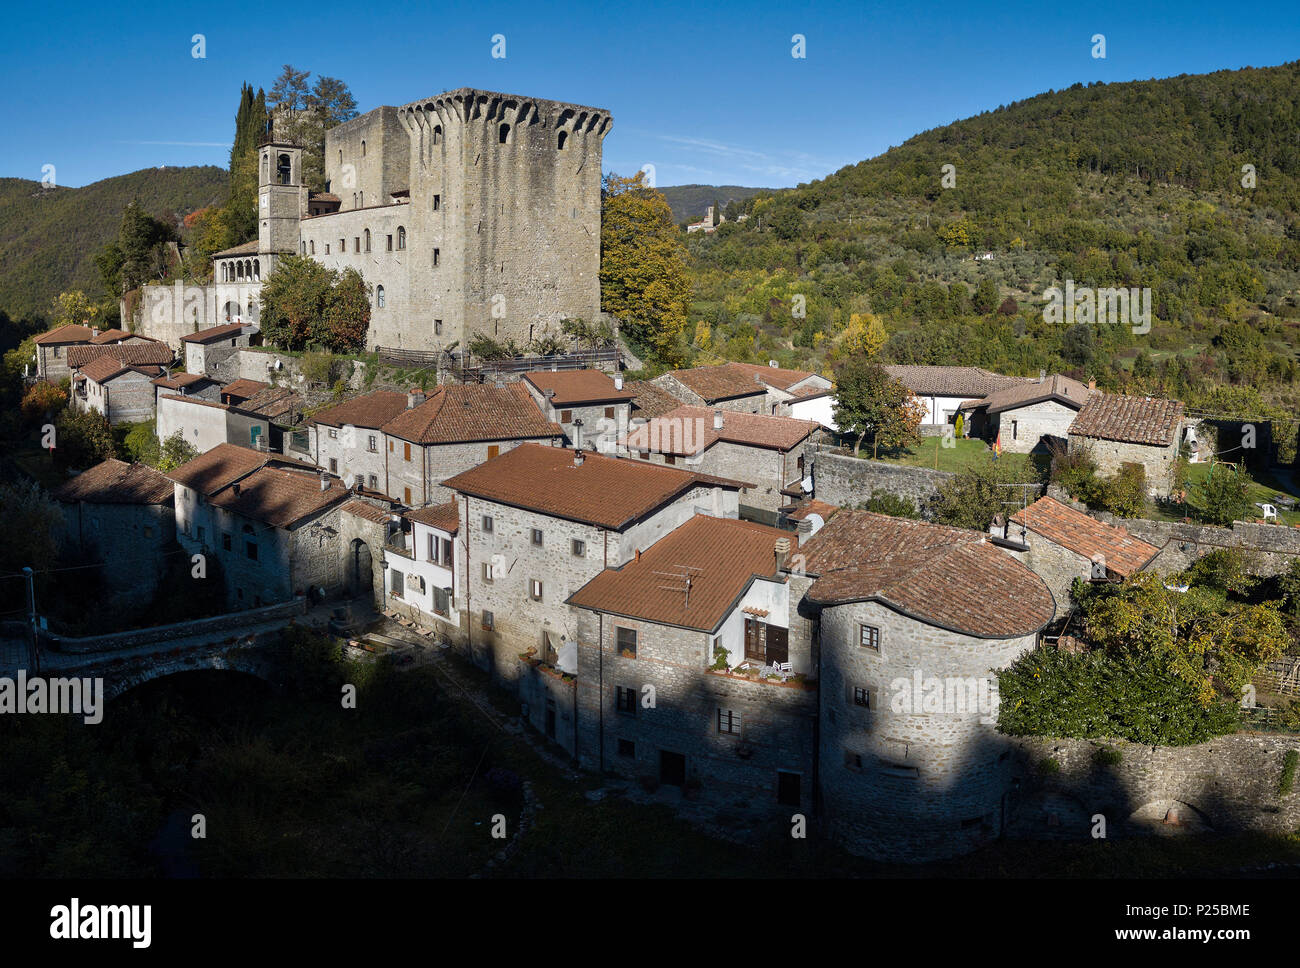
(839, 312), (887, 358)
(599, 171), (691, 363)
(832, 357), (925, 458)
(158, 430), (199, 472)
(972, 278), (1000, 314)
(50, 291), (99, 329)
(931, 458), (1023, 531)
(53, 409), (114, 471)
(307, 76), (359, 128)
(1194, 461), (1250, 525)
(260, 256), (369, 352)
(0, 482), (61, 587)
(1061, 322), (1096, 365)
(269, 65), (311, 116)
(21, 382), (66, 424)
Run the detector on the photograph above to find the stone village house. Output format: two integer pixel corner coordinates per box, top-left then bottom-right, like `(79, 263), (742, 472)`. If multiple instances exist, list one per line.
(520, 369), (634, 452)
(1067, 392), (1187, 497)
(957, 373), (1093, 453)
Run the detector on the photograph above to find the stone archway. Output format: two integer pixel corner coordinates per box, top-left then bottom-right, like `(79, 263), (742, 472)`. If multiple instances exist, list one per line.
(1127, 799), (1213, 834)
(349, 538), (374, 599)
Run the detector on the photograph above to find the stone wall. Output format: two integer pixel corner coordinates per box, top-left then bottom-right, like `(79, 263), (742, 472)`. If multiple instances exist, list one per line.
(55, 501), (176, 607)
(1070, 433), (1180, 497)
(991, 399), (1077, 453)
(49, 598), (306, 653)
(1007, 733), (1300, 840)
(808, 444), (954, 512)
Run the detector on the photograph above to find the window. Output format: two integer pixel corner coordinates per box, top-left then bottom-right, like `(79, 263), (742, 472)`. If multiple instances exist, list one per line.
(557, 131), (567, 150)
(560, 409), (573, 423)
(310, 240), (315, 255)
(354, 236), (360, 252)
(572, 538), (585, 557)
(499, 123), (510, 143)
(530, 528), (543, 546)
(605, 407), (615, 419)
(325, 244), (330, 254)
(403, 487), (412, 505)
(329, 458), (338, 473)
(361, 140), (366, 157)
(368, 434), (377, 452)
(368, 474), (377, 489)
(616, 627), (636, 658)
(390, 568), (404, 598)
(403, 442), (411, 461)
(433, 586), (450, 616)
(386, 234), (393, 251)
(718, 708), (742, 735)
(853, 686), (872, 708)
(397, 226), (406, 249)
(1011, 420), (1018, 441)
(859, 624), (881, 652)
(364, 229), (371, 252)
(433, 194), (441, 211)
(339, 238), (346, 252)
(328, 428), (338, 439)
(246, 541), (258, 561)
(617, 738), (634, 758)
(435, 319), (443, 335)
(439, 537), (453, 567)
(376, 285), (385, 308)
(482, 561), (494, 583)
(530, 579), (543, 602)
(482, 515), (494, 533)
(432, 248), (439, 266)
(615, 686), (636, 715)
(222, 532), (232, 551)
(432, 125), (442, 145)
(487, 444), (500, 459)
(481, 610), (494, 631)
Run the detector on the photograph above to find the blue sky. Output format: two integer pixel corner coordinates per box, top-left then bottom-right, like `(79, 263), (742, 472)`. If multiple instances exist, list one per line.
(2, 0), (1298, 188)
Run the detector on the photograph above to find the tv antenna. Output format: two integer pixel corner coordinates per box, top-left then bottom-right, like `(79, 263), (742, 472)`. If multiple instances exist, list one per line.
(653, 564), (704, 610)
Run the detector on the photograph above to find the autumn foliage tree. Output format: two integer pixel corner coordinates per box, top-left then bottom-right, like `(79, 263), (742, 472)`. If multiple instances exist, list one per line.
(259, 256), (370, 353)
(599, 171), (691, 363)
(21, 382), (66, 424)
(832, 356), (925, 458)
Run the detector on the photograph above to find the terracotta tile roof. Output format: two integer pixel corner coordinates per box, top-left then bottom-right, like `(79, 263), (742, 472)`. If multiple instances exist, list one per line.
(800, 509), (1054, 638)
(623, 405), (819, 456)
(789, 385), (832, 401)
(383, 383), (562, 444)
(77, 356), (131, 383)
(308, 390), (409, 429)
(960, 374), (1093, 415)
(522, 369), (634, 406)
(240, 385), (302, 422)
(212, 240), (260, 257)
(567, 515), (796, 631)
(1068, 393), (1184, 446)
(341, 499), (395, 525)
(723, 361), (821, 391)
(625, 380), (686, 419)
(206, 465), (349, 528)
(1010, 496), (1160, 576)
(89, 328), (132, 344)
(52, 458), (174, 505)
(310, 191), (341, 202)
(787, 499), (839, 522)
(221, 378), (270, 401)
(883, 365), (1028, 398)
(660, 364), (769, 402)
(166, 443), (301, 496)
(151, 372), (213, 390)
(34, 324), (95, 345)
(182, 322), (248, 344)
(67, 342), (174, 368)
(442, 443), (746, 529)
(406, 501), (461, 534)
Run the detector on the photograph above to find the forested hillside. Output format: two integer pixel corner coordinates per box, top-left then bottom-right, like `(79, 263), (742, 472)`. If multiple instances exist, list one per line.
(0, 167), (226, 321)
(657, 184), (773, 224)
(682, 61), (1300, 415)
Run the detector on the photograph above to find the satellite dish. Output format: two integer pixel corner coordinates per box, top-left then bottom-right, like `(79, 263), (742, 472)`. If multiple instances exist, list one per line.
(805, 512), (825, 537)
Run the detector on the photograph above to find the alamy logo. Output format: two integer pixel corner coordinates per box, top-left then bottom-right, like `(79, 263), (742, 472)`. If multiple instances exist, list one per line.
(0, 672), (103, 724)
(889, 670), (999, 724)
(50, 899), (151, 948)
(1042, 279), (1151, 334)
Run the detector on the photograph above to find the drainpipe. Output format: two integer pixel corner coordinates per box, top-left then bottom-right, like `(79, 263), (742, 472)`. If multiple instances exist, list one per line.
(597, 611), (604, 774)
(463, 493), (472, 659)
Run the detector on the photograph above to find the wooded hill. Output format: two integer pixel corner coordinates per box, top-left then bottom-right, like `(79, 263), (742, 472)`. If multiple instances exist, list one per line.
(0, 166), (226, 321)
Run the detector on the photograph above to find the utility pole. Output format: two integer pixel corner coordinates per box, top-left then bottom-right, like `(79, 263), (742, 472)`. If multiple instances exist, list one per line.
(23, 566), (39, 675)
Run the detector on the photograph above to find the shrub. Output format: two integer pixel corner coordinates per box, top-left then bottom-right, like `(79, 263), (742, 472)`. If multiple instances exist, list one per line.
(1194, 461), (1250, 526)
(1037, 757), (1061, 775)
(21, 382), (66, 424)
(1092, 746), (1123, 766)
(859, 492), (919, 519)
(1279, 750), (1298, 796)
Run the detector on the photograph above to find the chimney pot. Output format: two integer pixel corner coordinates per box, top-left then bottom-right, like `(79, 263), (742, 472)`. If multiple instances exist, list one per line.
(407, 387), (426, 409)
(320, 472), (329, 492)
(774, 536), (791, 573)
(574, 449), (585, 467)
(713, 408), (724, 431)
(1088, 379), (1096, 391)
(614, 375), (624, 391)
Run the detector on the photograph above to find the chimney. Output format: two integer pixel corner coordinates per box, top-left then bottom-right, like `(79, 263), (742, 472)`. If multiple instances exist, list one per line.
(407, 386), (426, 409)
(574, 449), (585, 467)
(319, 471), (329, 492)
(91, 326), (98, 336)
(614, 375), (624, 391)
(774, 537), (791, 574)
(232, 483), (241, 497)
(796, 518), (813, 538)
(545, 388), (557, 401)
(713, 408), (724, 431)
(1038, 369), (1045, 383)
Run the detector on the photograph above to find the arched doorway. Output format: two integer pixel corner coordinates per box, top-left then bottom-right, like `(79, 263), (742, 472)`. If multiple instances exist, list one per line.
(349, 538), (373, 599)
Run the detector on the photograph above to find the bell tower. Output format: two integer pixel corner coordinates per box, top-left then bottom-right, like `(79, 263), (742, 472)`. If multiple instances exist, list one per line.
(258, 143), (306, 255)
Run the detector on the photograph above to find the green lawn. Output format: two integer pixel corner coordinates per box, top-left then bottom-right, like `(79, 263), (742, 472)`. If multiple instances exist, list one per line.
(1151, 461), (1300, 526)
(868, 436), (1049, 481)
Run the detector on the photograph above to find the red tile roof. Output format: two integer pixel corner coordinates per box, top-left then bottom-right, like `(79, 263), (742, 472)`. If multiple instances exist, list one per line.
(567, 515), (796, 631)
(723, 361), (821, 392)
(221, 378), (270, 401)
(1010, 496), (1159, 576)
(89, 328), (132, 344)
(67, 342), (174, 368)
(883, 365), (1028, 398)
(659, 364), (769, 402)
(801, 510), (1054, 638)
(383, 383), (562, 444)
(165, 443), (310, 496)
(442, 443), (746, 529)
(341, 499), (396, 525)
(77, 356), (134, 383)
(406, 501), (461, 534)
(523, 369), (634, 406)
(206, 465), (350, 528)
(34, 324), (94, 346)
(625, 380), (685, 419)
(151, 372), (213, 390)
(623, 405), (819, 455)
(960, 374), (1092, 415)
(52, 458), (174, 505)
(1068, 393), (1185, 447)
(308, 389), (409, 429)
(182, 322), (248, 344)
(240, 385), (302, 422)
(787, 499), (839, 522)
(212, 240), (260, 257)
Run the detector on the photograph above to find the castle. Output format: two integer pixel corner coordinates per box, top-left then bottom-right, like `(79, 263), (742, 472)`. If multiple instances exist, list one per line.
(131, 88), (612, 353)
